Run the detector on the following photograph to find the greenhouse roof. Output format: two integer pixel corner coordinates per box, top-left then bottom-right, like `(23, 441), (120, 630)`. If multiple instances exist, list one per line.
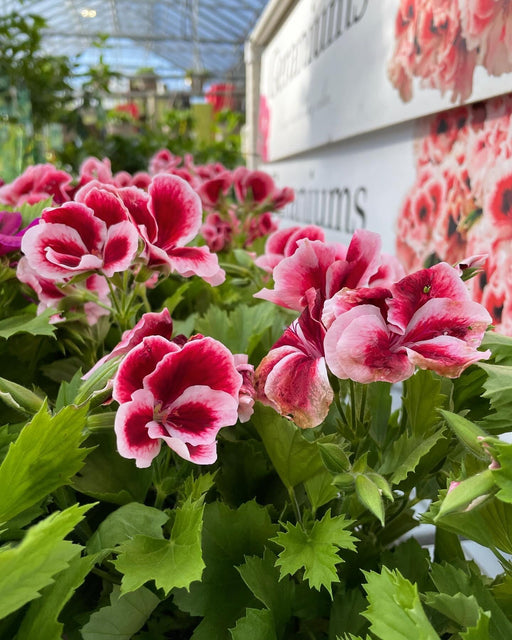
(1, 0), (268, 89)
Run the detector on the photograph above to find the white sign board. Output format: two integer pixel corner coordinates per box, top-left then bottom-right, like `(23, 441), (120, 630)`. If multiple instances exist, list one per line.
(259, 0), (512, 161)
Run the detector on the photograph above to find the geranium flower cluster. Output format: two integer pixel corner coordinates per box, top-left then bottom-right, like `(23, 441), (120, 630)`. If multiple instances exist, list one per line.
(396, 94), (512, 333)
(389, 0), (512, 103)
(253, 227), (491, 429)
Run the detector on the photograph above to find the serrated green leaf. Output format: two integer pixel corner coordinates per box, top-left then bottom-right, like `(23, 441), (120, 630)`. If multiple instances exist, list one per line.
(429, 562), (512, 639)
(481, 331), (512, 365)
(173, 500), (278, 640)
(81, 584), (160, 640)
(272, 510), (355, 596)
(15, 551), (96, 640)
(478, 363), (512, 431)
(0, 308), (58, 339)
(114, 494), (205, 595)
(0, 403), (90, 523)
(304, 471), (339, 515)
(55, 368), (84, 412)
(251, 404), (325, 491)
(229, 608), (277, 640)
(403, 369), (446, 436)
(461, 611), (491, 640)
(379, 429), (446, 485)
(87, 503), (168, 554)
(0, 504), (90, 620)
(362, 567), (440, 640)
(489, 440), (512, 503)
(380, 538), (431, 591)
(237, 550), (293, 636)
(19, 197), (52, 226)
(423, 592), (481, 628)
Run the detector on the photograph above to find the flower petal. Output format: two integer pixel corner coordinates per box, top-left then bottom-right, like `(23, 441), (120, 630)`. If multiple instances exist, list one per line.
(163, 384), (239, 445)
(113, 336), (180, 404)
(149, 174), (202, 249)
(168, 246), (225, 285)
(324, 305), (413, 383)
(405, 336), (491, 378)
(114, 389), (162, 468)
(101, 220), (140, 276)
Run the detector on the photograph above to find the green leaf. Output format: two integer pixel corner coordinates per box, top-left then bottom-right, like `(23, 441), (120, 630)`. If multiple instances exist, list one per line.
(362, 567), (440, 640)
(114, 494), (205, 594)
(0, 402), (90, 524)
(367, 382), (392, 446)
(403, 369), (446, 436)
(87, 503), (169, 554)
(73, 430), (152, 505)
(0, 504), (90, 620)
(15, 552), (96, 640)
(19, 197), (53, 226)
(0, 308), (58, 339)
(478, 363), (512, 431)
(195, 303), (279, 358)
(173, 500), (278, 640)
(251, 404), (325, 491)
(481, 332), (512, 365)
(379, 430), (446, 485)
(237, 550), (294, 636)
(304, 471), (339, 515)
(423, 592), (481, 628)
(318, 443), (351, 473)
(461, 611), (491, 640)
(355, 475), (385, 525)
(81, 584), (160, 640)
(272, 510), (356, 596)
(489, 440), (512, 503)
(429, 562), (512, 639)
(54, 368), (84, 412)
(229, 608), (277, 640)
(380, 538), (431, 591)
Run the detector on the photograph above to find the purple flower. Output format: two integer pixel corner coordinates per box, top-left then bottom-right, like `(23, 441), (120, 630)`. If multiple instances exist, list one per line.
(0, 211), (39, 256)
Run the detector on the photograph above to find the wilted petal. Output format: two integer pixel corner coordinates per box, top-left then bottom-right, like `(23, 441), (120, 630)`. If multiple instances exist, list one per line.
(113, 336), (180, 404)
(115, 389), (162, 468)
(256, 345), (333, 429)
(324, 305), (413, 383)
(162, 385), (239, 445)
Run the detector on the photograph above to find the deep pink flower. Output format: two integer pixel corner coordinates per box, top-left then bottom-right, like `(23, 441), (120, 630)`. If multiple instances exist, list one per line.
(254, 225), (326, 274)
(254, 230), (384, 311)
(324, 263), (492, 383)
(254, 301), (333, 429)
(149, 149), (182, 175)
(78, 157), (114, 187)
(118, 174), (225, 285)
(197, 171), (232, 209)
(200, 211), (238, 252)
(244, 212), (278, 247)
(113, 335), (242, 467)
(233, 167), (276, 205)
(0, 164), (72, 207)
(20, 198), (140, 279)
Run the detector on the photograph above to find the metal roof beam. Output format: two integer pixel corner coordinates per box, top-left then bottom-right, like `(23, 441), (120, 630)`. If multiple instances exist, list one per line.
(43, 30), (243, 45)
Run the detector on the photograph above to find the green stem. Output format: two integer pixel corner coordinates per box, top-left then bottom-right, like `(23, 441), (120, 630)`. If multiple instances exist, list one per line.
(349, 379), (357, 432)
(288, 486), (302, 525)
(359, 383), (367, 424)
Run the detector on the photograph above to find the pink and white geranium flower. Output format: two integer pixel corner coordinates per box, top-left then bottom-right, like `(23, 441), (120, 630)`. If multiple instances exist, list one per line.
(20, 194), (140, 279)
(324, 262), (492, 383)
(118, 174), (225, 285)
(112, 333), (242, 467)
